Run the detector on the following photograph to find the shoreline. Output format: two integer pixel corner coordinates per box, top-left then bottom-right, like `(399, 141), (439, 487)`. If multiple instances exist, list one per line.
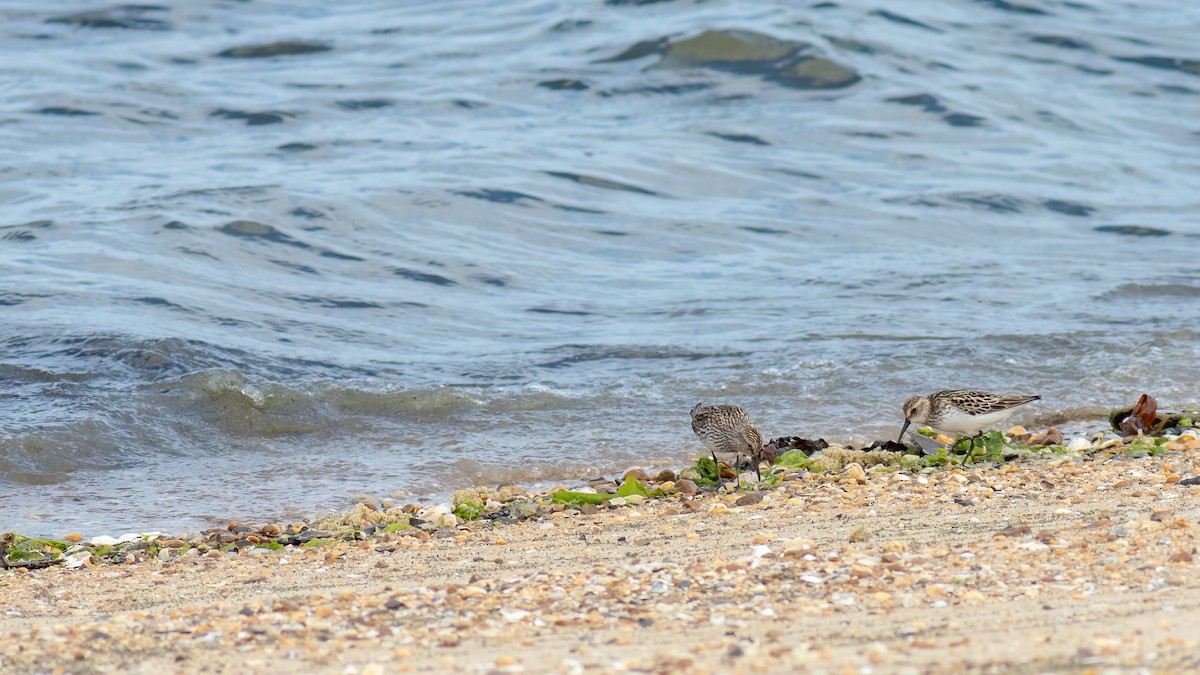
(4, 423), (1200, 672)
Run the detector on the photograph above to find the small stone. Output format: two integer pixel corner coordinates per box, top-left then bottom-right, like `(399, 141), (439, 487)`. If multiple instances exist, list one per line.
(498, 486), (526, 501)
(580, 504), (600, 515)
(845, 463), (867, 483)
(63, 534), (82, 543)
(623, 468), (650, 482)
(437, 632), (460, 647)
(735, 492), (764, 507)
(162, 539), (185, 549)
(659, 481), (676, 492)
(495, 655), (518, 666)
(653, 469), (676, 482)
(676, 479), (699, 495)
(609, 497), (628, 507)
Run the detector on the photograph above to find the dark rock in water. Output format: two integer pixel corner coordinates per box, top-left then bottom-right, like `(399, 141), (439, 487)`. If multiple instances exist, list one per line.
(1094, 225), (1170, 237)
(47, 6), (170, 31)
(708, 132), (769, 146)
(601, 29), (860, 91)
(217, 41), (332, 59)
(37, 107), (99, 117)
(539, 79), (589, 91)
(210, 109), (292, 126)
(943, 112), (986, 127)
(597, 37), (670, 63)
(1044, 199), (1095, 217)
(768, 436), (829, 456)
(888, 93), (946, 113)
(771, 57), (861, 89)
(664, 30), (804, 70)
(1114, 56), (1200, 77)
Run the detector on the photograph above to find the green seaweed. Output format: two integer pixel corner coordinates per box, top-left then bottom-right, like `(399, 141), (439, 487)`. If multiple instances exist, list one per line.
(616, 476), (663, 498)
(453, 501), (485, 521)
(552, 491), (617, 506)
(301, 538), (337, 547)
(950, 431), (1008, 465)
(922, 448), (959, 467)
(380, 522), (411, 533)
(775, 449), (815, 469)
(693, 456), (720, 486)
(757, 472), (783, 487)
(1, 533), (70, 568)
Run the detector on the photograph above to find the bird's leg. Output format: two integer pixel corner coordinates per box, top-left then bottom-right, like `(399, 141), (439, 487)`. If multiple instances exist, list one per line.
(961, 433), (983, 463)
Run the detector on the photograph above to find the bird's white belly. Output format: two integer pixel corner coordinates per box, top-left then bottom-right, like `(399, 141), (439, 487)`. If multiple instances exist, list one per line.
(933, 408), (1018, 435)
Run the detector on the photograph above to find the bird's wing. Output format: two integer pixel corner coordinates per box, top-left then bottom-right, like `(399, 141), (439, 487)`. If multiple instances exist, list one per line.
(943, 390), (1040, 415)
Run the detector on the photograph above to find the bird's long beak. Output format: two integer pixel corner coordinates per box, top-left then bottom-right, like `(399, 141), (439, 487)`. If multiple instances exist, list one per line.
(897, 419), (911, 444)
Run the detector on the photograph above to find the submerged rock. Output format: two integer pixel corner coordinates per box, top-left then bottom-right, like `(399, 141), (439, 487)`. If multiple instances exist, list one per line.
(602, 29), (860, 90)
(663, 30), (803, 68)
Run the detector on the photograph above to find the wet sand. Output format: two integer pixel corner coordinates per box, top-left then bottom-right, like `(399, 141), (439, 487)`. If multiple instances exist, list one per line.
(4, 452), (1200, 674)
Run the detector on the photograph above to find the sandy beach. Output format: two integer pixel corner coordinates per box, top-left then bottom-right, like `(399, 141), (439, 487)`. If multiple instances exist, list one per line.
(5, 444), (1200, 674)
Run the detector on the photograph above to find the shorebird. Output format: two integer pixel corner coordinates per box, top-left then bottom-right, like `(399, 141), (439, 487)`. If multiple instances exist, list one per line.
(690, 403), (767, 481)
(898, 389), (1040, 450)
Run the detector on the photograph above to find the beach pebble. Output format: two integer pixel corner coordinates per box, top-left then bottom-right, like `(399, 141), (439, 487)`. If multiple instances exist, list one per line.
(845, 463), (867, 483)
(654, 469), (676, 482)
(676, 479), (699, 495)
(623, 468), (650, 482)
(498, 486), (526, 500)
(734, 493), (764, 507)
(1066, 438), (1091, 453)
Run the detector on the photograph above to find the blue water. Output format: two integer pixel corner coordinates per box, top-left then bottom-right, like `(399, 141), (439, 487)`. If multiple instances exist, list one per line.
(2, 0), (1199, 536)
